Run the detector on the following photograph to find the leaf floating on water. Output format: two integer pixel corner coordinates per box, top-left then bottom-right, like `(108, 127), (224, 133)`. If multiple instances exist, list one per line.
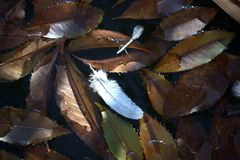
(0, 150), (21, 160)
(139, 69), (172, 115)
(213, 0), (240, 23)
(157, 0), (193, 16)
(114, 0), (159, 19)
(27, 49), (58, 114)
(0, 39), (56, 82)
(28, 2), (104, 38)
(98, 103), (143, 160)
(0, 108), (69, 145)
(67, 29), (144, 52)
(55, 58), (114, 160)
(156, 7), (216, 41)
(140, 114), (179, 160)
(89, 68), (143, 119)
(163, 54), (232, 117)
(154, 31), (235, 73)
(24, 146), (69, 160)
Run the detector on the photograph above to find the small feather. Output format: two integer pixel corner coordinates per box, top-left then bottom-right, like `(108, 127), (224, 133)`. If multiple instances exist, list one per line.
(132, 25), (144, 40)
(89, 69), (143, 120)
(232, 81), (240, 98)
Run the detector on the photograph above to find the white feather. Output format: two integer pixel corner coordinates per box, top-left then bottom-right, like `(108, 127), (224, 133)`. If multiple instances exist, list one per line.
(232, 81), (240, 98)
(89, 68), (143, 120)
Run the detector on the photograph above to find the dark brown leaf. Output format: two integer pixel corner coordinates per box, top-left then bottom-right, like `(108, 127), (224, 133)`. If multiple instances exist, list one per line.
(155, 7), (216, 41)
(0, 150), (20, 160)
(0, 108), (69, 145)
(25, 146), (69, 160)
(0, 39), (55, 82)
(163, 54), (231, 117)
(55, 57), (114, 160)
(27, 49), (58, 114)
(154, 31), (235, 73)
(211, 97), (240, 160)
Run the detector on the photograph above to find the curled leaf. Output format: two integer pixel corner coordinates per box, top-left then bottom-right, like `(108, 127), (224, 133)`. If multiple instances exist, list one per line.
(154, 31), (235, 73)
(99, 103), (143, 160)
(140, 114), (179, 160)
(0, 108), (69, 145)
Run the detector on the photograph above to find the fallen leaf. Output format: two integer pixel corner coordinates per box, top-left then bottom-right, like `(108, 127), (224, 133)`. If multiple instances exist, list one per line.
(213, 0), (240, 23)
(98, 103), (143, 160)
(25, 146), (69, 160)
(140, 114), (179, 160)
(139, 69), (172, 115)
(55, 57), (114, 160)
(114, 0), (159, 19)
(67, 29), (144, 52)
(163, 54), (231, 117)
(27, 48), (58, 114)
(154, 31), (235, 73)
(157, 0), (193, 16)
(0, 150), (20, 160)
(211, 97), (240, 160)
(176, 116), (208, 152)
(0, 107), (69, 145)
(155, 7), (216, 41)
(0, 40), (55, 82)
(28, 2), (104, 38)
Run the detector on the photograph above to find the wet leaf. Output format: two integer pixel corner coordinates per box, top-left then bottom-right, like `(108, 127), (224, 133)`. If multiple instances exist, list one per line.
(25, 146), (69, 160)
(0, 40), (55, 82)
(155, 7), (216, 41)
(140, 114), (179, 160)
(76, 49), (161, 73)
(0, 150), (20, 160)
(55, 58), (114, 160)
(140, 69), (172, 115)
(99, 103), (143, 160)
(157, 0), (193, 16)
(27, 49), (58, 114)
(213, 0), (240, 23)
(163, 54), (231, 117)
(211, 97), (240, 160)
(114, 0), (159, 19)
(67, 29), (144, 52)
(0, 108), (69, 145)
(154, 31), (235, 73)
(176, 116), (208, 152)
(29, 2), (104, 38)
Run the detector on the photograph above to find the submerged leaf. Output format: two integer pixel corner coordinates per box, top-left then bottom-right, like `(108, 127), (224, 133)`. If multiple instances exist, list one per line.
(25, 146), (69, 160)
(99, 103), (143, 160)
(0, 150), (20, 160)
(156, 7), (216, 41)
(55, 58), (114, 159)
(140, 114), (179, 160)
(0, 108), (69, 145)
(154, 31), (235, 73)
